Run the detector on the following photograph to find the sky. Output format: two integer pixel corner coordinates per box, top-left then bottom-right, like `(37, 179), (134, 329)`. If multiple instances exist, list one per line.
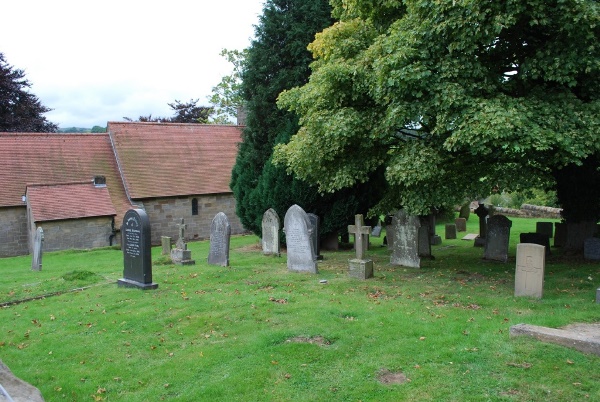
(0, 0), (265, 128)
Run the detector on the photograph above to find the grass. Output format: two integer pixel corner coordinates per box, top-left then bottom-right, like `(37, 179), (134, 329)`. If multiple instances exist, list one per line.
(0, 216), (599, 401)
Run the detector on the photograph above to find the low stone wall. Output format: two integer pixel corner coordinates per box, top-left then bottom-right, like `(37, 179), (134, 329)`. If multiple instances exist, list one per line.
(493, 204), (562, 219)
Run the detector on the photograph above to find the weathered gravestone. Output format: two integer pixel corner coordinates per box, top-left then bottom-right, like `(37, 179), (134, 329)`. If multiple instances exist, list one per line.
(536, 222), (554, 239)
(262, 208), (281, 256)
(554, 222), (567, 247)
(348, 214), (374, 279)
(118, 209), (158, 290)
(0, 360), (44, 402)
(474, 203), (489, 247)
(31, 227), (44, 271)
(455, 218), (467, 232)
(459, 203), (471, 221)
(170, 218), (195, 265)
(445, 224), (457, 240)
(208, 212), (231, 267)
(284, 205), (318, 273)
(584, 238), (600, 261)
(515, 243), (545, 298)
(484, 215), (512, 263)
(161, 236), (172, 255)
(390, 210), (421, 268)
(307, 213), (324, 260)
(520, 232), (551, 257)
(372, 221), (383, 237)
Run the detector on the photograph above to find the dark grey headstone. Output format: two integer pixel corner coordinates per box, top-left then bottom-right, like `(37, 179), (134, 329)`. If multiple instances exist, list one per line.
(445, 224), (457, 239)
(284, 205), (318, 273)
(554, 223), (567, 247)
(474, 203), (490, 247)
(262, 208), (280, 256)
(31, 227), (44, 271)
(484, 214), (512, 263)
(584, 238), (600, 261)
(390, 210), (421, 268)
(418, 225), (432, 258)
(307, 213), (323, 260)
(208, 212), (231, 267)
(520, 232), (551, 256)
(118, 209), (157, 290)
(536, 222), (554, 239)
(455, 218), (467, 232)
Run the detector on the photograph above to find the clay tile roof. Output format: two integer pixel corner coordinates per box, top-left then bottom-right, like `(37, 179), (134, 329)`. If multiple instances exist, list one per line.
(107, 122), (242, 200)
(0, 133), (133, 223)
(27, 182), (117, 222)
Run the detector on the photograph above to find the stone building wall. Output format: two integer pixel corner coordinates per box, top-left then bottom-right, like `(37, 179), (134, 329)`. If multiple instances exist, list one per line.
(139, 193), (245, 245)
(37, 216), (116, 253)
(0, 206), (29, 257)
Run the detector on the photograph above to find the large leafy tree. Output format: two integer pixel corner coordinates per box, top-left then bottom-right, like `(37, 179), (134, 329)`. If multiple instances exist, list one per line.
(208, 49), (248, 124)
(275, 0), (600, 250)
(231, 0), (385, 239)
(0, 53), (58, 132)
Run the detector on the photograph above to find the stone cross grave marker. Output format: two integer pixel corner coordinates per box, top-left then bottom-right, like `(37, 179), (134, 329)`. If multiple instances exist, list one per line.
(348, 214), (374, 279)
(283, 204), (318, 273)
(474, 203), (489, 247)
(484, 215), (512, 263)
(536, 222), (554, 239)
(171, 218), (195, 265)
(118, 209), (158, 290)
(176, 218), (187, 249)
(584, 238), (600, 261)
(455, 218), (467, 232)
(445, 224), (457, 239)
(390, 210), (421, 268)
(262, 208), (281, 256)
(515, 243), (545, 298)
(31, 227), (44, 271)
(307, 213), (323, 260)
(208, 212), (231, 267)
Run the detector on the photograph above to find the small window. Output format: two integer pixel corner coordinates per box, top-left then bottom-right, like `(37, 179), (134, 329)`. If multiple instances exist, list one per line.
(191, 198), (198, 215)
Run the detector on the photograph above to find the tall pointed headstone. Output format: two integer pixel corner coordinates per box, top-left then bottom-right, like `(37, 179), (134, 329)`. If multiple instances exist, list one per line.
(283, 205), (318, 273)
(31, 227), (44, 271)
(262, 208), (281, 256)
(208, 212), (231, 267)
(118, 209), (158, 290)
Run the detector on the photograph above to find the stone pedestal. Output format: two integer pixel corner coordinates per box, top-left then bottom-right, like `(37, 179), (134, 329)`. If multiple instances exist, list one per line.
(348, 258), (373, 280)
(170, 248), (195, 265)
(474, 236), (486, 247)
(117, 278), (159, 290)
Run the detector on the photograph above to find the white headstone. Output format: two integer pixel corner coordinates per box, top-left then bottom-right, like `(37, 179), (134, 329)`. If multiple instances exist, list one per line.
(515, 243), (545, 298)
(283, 205), (318, 273)
(390, 210), (421, 268)
(262, 208), (281, 256)
(31, 227), (44, 271)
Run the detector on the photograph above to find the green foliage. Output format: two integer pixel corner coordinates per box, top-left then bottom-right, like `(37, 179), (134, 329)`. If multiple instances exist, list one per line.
(91, 125), (107, 133)
(0, 53), (58, 132)
(274, 0), (600, 219)
(208, 48), (248, 123)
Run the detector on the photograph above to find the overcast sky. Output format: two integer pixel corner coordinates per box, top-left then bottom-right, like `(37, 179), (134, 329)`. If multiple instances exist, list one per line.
(0, 0), (265, 128)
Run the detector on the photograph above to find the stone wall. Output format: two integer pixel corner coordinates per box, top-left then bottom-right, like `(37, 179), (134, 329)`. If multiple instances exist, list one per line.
(37, 216), (116, 253)
(0, 206), (29, 257)
(493, 204), (562, 219)
(140, 193), (245, 245)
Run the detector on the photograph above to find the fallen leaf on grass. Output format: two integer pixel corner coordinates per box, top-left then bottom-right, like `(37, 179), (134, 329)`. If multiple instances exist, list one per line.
(269, 297), (287, 304)
(567, 359), (574, 365)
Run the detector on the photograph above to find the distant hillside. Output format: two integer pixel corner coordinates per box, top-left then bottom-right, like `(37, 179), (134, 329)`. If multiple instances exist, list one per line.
(58, 126), (106, 133)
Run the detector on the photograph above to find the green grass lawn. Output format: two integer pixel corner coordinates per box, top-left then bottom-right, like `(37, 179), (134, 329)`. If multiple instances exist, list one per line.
(1, 216), (599, 401)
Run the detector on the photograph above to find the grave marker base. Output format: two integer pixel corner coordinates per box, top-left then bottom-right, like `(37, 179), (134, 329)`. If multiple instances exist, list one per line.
(348, 258), (373, 280)
(117, 278), (158, 290)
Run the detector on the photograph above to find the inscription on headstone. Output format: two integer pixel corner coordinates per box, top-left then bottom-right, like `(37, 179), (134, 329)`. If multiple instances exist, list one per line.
(484, 215), (512, 263)
(118, 209), (158, 290)
(208, 212), (231, 267)
(390, 210), (421, 268)
(515, 243), (545, 298)
(283, 205), (318, 273)
(31, 227), (44, 271)
(262, 208), (281, 256)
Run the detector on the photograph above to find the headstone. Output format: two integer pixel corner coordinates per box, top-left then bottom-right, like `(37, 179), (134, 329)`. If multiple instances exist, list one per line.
(554, 222), (567, 247)
(418, 223), (432, 258)
(484, 214), (512, 263)
(459, 203), (471, 221)
(385, 221), (396, 250)
(583, 238), (600, 261)
(474, 203), (489, 247)
(390, 210), (421, 268)
(161, 236), (172, 255)
(427, 214), (442, 245)
(347, 214), (374, 279)
(455, 218), (467, 232)
(118, 209), (158, 290)
(445, 224), (457, 239)
(262, 208), (281, 256)
(31, 227), (44, 271)
(536, 222), (554, 239)
(597, 288), (600, 304)
(208, 212), (231, 267)
(371, 223), (383, 237)
(307, 213), (323, 260)
(283, 205), (318, 273)
(515, 243), (545, 298)
(520, 232), (551, 256)
(170, 218), (195, 265)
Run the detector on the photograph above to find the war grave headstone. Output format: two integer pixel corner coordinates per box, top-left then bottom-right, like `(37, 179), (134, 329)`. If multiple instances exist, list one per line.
(459, 203), (471, 221)
(307, 213), (324, 260)
(554, 222), (567, 247)
(520, 232), (551, 257)
(31, 227), (44, 271)
(262, 208), (281, 256)
(445, 224), (457, 239)
(208, 212), (231, 267)
(536, 222), (554, 239)
(474, 203), (489, 247)
(455, 218), (467, 232)
(284, 205), (318, 273)
(118, 208), (158, 290)
(418, 217), (432, 258)
(515, 243), (545, 298)
(584, 238), (600, 261)
(161, 236), (172, 255)
(170, 218), (195, 265)
(484, 214), (512, 263)
(390, 210), (421, 268)
(348, 214), (374, 279)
